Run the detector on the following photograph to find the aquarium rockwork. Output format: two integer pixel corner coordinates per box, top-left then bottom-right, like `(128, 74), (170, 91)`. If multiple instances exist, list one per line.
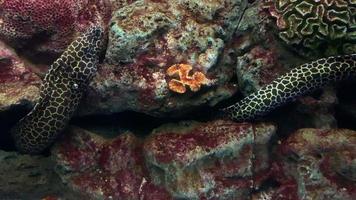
(0, 0), (355, 199)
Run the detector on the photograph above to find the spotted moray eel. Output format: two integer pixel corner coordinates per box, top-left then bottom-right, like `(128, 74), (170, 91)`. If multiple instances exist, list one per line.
(221, 54), (356, 121)
(11, 26), (104, 154)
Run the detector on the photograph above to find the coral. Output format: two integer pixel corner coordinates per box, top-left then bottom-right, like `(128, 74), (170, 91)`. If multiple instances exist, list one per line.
(143, 120), (276, 199)
(265, 0), (356, 56)
(0, 0), (110, 54)
(53, 127), (172, 200)
(222, 54), (356, 121)
(167, 64), (211, 94)
(11, 26), (104, 154)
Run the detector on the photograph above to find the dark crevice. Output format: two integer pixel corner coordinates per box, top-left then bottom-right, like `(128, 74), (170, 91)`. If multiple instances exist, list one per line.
(0, 104), (31, 151)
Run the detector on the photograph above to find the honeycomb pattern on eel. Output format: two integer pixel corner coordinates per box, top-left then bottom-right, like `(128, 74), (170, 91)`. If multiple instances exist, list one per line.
(221, 54), (356, 121)
(11, 26), (104, 154)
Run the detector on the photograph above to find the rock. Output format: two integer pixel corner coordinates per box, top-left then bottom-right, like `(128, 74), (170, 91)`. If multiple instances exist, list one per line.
(0, 41), (40, 112)
(271, 128), (356, 200)
(77, 0), (246, 116)
(0, 0), (111, 55)
(232, 2), (299, 96)
(53, 126), (172, 200)
(0, 150), (53, 196)
(143, 120), (276, 199)
(236, 46), (286, 95)
(293, 86), (338, 129)
(0, 150), (83, 199)
(52, 121), (276, 199)
(269, 85), (339, 134)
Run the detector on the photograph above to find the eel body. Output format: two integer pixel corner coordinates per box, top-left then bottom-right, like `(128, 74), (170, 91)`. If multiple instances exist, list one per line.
(11, 26), (104, 154)
(221, 54), (356, 121)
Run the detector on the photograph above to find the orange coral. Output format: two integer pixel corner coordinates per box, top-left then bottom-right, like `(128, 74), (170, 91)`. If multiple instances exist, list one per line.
(167, 64), (210, 94)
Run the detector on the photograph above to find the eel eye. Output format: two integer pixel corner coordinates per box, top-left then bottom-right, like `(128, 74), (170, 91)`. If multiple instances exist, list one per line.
(73, 83), (79, 89)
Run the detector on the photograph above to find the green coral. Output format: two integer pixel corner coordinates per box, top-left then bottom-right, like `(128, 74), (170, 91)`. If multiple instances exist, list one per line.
(271, 0), (356, 57)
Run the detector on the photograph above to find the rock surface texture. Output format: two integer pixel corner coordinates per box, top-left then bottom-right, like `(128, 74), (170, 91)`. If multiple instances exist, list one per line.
(143, 120), (276, 199)
(79, 0), (245, 116)
(0, 41), (40, 111)
(269, 128), (356, 200)
(0, 0), (111, 54)
(53, 127), (173, 200)
(52, 120), (276, 200)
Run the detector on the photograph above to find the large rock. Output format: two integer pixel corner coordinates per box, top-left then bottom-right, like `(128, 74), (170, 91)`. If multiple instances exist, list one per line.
(78, 0), (246, 116)
(51, 120), (277, 199)
(53, 127), (172, 200)
(143, 120), (276, 199)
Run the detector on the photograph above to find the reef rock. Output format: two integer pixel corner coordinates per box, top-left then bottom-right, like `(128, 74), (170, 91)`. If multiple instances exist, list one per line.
(0, 150), (52, 197)
(293, 86), (338, 129)
(52, 120), (276, 199)
(0, 41), (40, 112)
(143, 120), (276, 199)
(53, 126), (172, 200)
(78, 0), (246, 116)
(270, 128), (356, 200)
(0, 0), (111, 54)
(236, 46), (286, 95)
(0, 150), (84, 199)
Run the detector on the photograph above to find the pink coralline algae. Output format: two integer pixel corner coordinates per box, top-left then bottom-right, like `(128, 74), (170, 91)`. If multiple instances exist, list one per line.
(269, 128), (356, 200)
(0, 0), (111, 54)
(0, 40), (40, 110)
(52, 121), (277, 199)
(53, 127), (172, 200)
(143, 120), (276, 199)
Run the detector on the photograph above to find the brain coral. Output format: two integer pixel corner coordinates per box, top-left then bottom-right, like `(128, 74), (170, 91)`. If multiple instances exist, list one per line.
(266, 0), (356, 57)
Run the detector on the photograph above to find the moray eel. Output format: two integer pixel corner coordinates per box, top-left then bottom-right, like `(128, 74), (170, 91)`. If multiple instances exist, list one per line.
(221, 54), (356, 121)
(11, 26), (104, 154)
